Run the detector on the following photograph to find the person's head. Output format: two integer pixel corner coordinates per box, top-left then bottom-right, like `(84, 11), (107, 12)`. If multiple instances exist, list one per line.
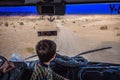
(36, 39), (56, 63)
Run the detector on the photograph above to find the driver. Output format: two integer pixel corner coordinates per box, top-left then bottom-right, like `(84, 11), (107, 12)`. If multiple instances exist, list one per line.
(30, 39), (69, 80)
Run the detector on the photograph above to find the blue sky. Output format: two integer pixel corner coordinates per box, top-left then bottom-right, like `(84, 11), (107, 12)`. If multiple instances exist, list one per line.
(0, 3), (120, 15)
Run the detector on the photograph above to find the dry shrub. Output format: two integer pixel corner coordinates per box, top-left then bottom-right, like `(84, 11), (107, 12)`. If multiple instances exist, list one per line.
(26, 47), (35, 53)
(86, 19), (88, 21)
(74, 31), (76, 32)
(0, 22), (3, 26)
(10, 23), (14, 25)
(13, 26), (16, 28)
(116, 33), (120, 36)
(114, 27), (120, 30)
(33, 26), (36, 29)
(19, 22), (24, 25)
(39, 16), (45, 20)
(62, 21), (64, 23)
(73, 21), (75, 23)
(56, 16), (61, 20)
(4, 22), (9, 27)
(82, 26), (86, 28)
(100, 25), (108, 30)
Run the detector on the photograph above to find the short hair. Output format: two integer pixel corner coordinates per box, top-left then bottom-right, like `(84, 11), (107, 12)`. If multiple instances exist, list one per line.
(36, 39), (56, 62)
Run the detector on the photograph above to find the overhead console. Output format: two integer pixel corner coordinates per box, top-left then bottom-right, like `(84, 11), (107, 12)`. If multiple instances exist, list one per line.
(36, 3), (66, 15)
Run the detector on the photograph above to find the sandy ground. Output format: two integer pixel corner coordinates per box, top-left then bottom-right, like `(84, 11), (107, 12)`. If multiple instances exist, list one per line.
(0, 15), (120, 64)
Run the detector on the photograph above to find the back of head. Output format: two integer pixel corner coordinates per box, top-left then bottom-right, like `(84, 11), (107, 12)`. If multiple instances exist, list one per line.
(36, 39), (56, 63)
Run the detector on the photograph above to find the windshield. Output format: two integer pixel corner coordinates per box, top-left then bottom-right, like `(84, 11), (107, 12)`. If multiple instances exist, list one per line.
(0, 3), (120, 64)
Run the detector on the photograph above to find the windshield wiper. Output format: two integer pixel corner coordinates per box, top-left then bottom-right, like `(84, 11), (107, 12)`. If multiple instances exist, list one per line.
(74, 47), (112, 57)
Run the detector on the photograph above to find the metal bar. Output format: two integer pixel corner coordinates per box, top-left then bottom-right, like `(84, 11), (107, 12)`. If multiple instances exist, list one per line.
(64, 0), (120, 4)
(24, 50), (59, 60)
(0, 0), (120, 6)
(75, 47), (112, 57)
(24, 54), (38, 60)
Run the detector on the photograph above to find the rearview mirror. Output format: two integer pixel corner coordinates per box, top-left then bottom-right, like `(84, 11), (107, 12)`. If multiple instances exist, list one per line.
(36, 4), (66, 15)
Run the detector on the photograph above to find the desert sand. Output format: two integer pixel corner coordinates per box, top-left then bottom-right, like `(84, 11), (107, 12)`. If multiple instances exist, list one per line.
(0, 15), (120, 64)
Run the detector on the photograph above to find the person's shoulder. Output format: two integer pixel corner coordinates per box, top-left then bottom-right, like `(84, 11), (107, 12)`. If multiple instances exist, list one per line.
(36, 62), (43, 68)
(34, 62), (44, 70)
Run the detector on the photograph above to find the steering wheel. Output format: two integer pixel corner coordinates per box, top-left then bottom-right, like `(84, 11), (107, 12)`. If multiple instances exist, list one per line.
(0, 56), (7, 67)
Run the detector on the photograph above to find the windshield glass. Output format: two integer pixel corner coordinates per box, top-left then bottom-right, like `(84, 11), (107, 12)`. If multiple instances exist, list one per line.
(0, 3), (120, 64)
